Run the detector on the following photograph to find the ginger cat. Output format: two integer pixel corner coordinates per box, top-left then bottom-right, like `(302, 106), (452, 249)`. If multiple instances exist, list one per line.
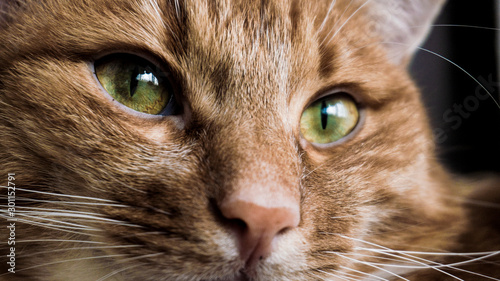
(1, 0), (499, 280)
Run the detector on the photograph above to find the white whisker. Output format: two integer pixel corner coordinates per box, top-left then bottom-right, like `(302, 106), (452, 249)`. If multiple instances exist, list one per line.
(427, 24), (500, 31)
(346, 38), (500, 111)
(342, 235), (500, 280)
(96, 263), (143, 281)
(22, 245), (142, 258)
(340, 251), (413, 264)
(333, 235), (465, 279)
(317, 0), (337, 34)
(310, 271), (329, 281)
(120, 252), (164, 263)
(5, 217), (102, 236)
(339, 265), (389, 281)
(0, 186), (117, 202)
(361, 248), (500, 281)
(14, 213), (98, 230)
(15, 210), (142, 228)
(8, 239), (104, 244)
(320, 0), (355, 46)
(442, 195), (500, 209)
(358, 248), (500, 257)
(327, 0), (372, 45)
(0, 254), (132, 277)
(414, 45), (500, 109)
(1, 196), (128, 207)
(334, 252), (411, 281)
(355, 248), (464, 280)
(315, 269), (356, 281)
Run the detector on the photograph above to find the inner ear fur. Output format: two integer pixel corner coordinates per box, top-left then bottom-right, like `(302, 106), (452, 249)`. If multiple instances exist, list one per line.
(360, 0), (446, 65)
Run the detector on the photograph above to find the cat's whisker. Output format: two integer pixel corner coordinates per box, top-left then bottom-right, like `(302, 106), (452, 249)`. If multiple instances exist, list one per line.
(0, 186), (118, 202)
(366, 41), (500, 109)
(324, 266), (388, 281)
(414, 45), (500, 109)
(5, 217), (103, 236)
(146, 0), (166, 28)
(341, 234), (500, 280)
(120, 231), (168, 238)
(314, 269), (357, 281)
(120, 252), (164, 263)
(96, 263), (144, 281)
(4, 214), (143, 234)
(363, 248), (500, 281)
(347, 38), (500, 110)
(316, 0), (338, 35)
(331, 234), (468, 280)
(330, 268), (366, 280)
(442, 194), (500, 209)
(144, 203), (172, 216)
(320, 0), (355, 46)
(358, 246), (500, 267)
(94, 253), (165, 281)
(9, 239), (105, 244)
(0, 253), (133, 277)
(173, 0), (181, 20)
(355, 248), (468, 280)
(326, 0), (372, 46)
(13, 213), (99, 230)
(338, 251), (415, 264)
(6, 205), (99, 213)
(358, 248), (500, 257)
(301, 158), (342, 180)
(334, 252), (411, 281)
(1, 196), (129, 207)
(425, 24), (500, 32)
(310, 271), (331, 281)
(359, 250), (500, 281)
(338, 265), (390, 281)
(22, 245), (143, 258)
(15, 210), (142, 227)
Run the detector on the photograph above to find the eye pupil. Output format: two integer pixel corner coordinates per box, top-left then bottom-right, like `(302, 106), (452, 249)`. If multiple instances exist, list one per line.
(300, 94), (359, 145)
(95, 54), (175, 115)
(321, 100), (328, 130)
(130, 66), (140, 97)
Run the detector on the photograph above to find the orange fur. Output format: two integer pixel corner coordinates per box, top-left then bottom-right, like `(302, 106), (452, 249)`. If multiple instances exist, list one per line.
(0, 0), (498, 280)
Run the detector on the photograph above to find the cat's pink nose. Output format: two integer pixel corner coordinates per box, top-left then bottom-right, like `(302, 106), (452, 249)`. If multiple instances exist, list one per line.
(219, 192), (300, 268)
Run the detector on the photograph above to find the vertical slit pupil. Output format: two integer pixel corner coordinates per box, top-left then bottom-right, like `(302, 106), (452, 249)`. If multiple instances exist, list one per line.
(130, 66), (140, 97)
(321, 100), (328, 130)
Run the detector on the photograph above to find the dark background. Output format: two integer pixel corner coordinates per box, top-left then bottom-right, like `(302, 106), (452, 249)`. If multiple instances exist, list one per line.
(410, 0), (500, 174)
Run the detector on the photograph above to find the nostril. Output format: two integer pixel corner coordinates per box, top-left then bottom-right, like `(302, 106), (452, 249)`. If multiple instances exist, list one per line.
(226, 218), (248, 234)
(219, 198), (300, 266)
(277, 226), (292, 236)
(232, 218), (247, 229)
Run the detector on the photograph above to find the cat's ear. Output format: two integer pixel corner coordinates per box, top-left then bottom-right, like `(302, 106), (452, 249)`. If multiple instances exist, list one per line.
(362, 0), (446, 65)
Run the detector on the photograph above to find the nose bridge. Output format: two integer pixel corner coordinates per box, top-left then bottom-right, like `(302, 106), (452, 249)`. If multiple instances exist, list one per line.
(222, 116), (300, 196)
(214, 123), (302, 266)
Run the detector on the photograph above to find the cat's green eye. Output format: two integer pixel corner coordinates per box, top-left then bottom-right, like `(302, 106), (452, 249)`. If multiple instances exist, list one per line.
(300, 94), (359, 144)
(95, 54), (174, 115)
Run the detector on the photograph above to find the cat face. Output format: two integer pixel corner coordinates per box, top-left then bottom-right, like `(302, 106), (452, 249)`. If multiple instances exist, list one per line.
(0, 0), (469, 280)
